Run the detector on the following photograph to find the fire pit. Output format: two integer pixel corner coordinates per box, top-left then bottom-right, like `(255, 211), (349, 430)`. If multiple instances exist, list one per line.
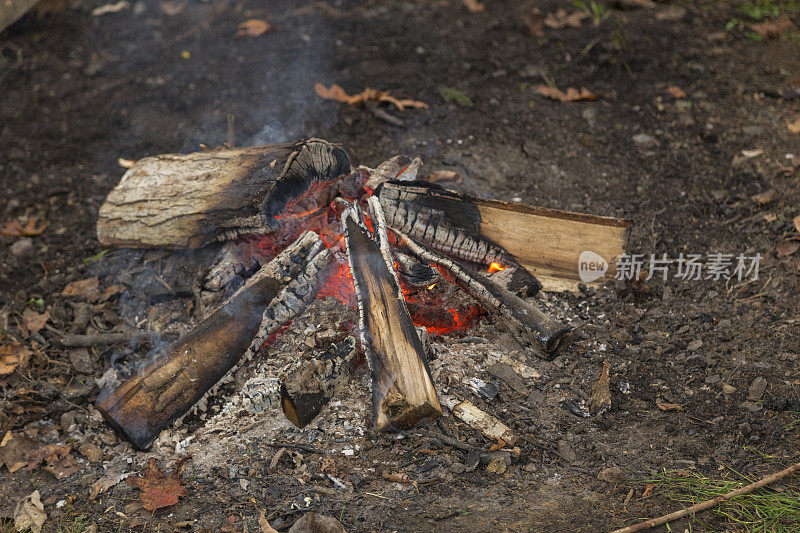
(92, 138), (629, 450)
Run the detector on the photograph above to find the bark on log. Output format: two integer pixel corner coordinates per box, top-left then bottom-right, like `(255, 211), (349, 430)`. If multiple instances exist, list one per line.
(96, 231), (332, 449)
(392, 228), (572, 359)
(343, 197), (442, 430)
(377, 180), (630, 291)
(279, 337), (356, 428)
(97, 139), (353, 249)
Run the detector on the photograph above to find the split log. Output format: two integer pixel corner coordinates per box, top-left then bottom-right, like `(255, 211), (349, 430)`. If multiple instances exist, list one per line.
(97, 139), (354, 249)
(391, 228), (571, 359)
(377, 180), (630, 291)
(443, 397), (517, 446)
(96, 231), (332, 449)
(279, 337), (356, 428)
(343, 197), (442, 430)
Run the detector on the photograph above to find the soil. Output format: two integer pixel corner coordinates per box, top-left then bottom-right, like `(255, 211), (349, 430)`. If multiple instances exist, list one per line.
(2, 0), (800, 531)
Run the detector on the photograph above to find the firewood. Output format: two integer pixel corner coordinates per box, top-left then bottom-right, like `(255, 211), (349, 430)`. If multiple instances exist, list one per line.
(96, 231), (332, 449)
(391, 229), (571, 359)
(96, 139), (353, 249)
(279, 337), (356, 428)
(442, 397), (517, 446)
(377, 180), (630, 291)
(343, 197), (442, 430)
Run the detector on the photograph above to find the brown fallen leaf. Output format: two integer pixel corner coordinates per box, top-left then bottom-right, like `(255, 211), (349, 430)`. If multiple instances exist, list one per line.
(751, 189), (777, 206)
(666, 85), (686, 99)
(21, 308), (50, 337)
(127, 457), (190, 511)
(750, 16), (795, 39)
(61, 277), (101, 301)
(99, 284), (123, 303)
(0, 431), (36, 473)
(461, 0), (484, 13)
(787, 118), (800, 134)
(426, 169), (462, 184)
(13, 490), (46, 533)
(89, 459), (130, 500)
(544, 8), (588, 29)
(589, 359), (611, 415)
(1, 213), (47, 237)
(259, 511), (279, 533)
(26, 444), (78, 479)
(536, 85), (607, 102)
(794, 214), (800, 234)
(382, 471), (412, 483)
(656, 401), (682, 412)
(776, 239), (800, 257)
(235, 18), (274, 39)
(0, 343), (32, 375)
(315, 83), (428, 111)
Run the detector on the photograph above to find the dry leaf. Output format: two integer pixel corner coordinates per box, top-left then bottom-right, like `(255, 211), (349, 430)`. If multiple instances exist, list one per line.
(536, 85), (603, 102)
(589, 359), (611, 415)
(750, 16), (795, 39)
(787, 118), (800, 134)
(641, 483), (655, 499)
(0, 431), (36, 473)
(382, 471), (412, 483)
(763, 213), (778, 223)
(0, 343), (32, 375)
(89, 460), (131, 499)
(26, 444), (78, 479)
(1, 213), (47, 237)
(544, 8), (588, 29)
(259, 511), (279, 533)
(235, 19), (274, 39)
(776, 239), (800, 257)
(656, 401), (682, 411)
(61, 277), (101, 301)
(461, 0), (484, 13)
(315, 83), (428, 111)
(13, 490), (46, 533)
(427, 170), (462, 184)
(793, 214), (800, 234)
(666, 85), (686, 99)
(21, 308), (50, 336)
(99, 284), (123, 303)
(751, 189), (777, 206)
(127, 457), (190, 511)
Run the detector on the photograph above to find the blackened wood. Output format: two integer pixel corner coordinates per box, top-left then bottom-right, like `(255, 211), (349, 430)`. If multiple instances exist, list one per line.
(343, 198), (442, 430)
(96, 231), (332, 449)
(97, 139), (353, 248)
(392, 229), (572, 359)
(376, 180), (630, 291)
(280, 337), (356, 428)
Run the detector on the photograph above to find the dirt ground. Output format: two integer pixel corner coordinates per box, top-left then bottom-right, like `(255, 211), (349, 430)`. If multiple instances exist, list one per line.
(2, 0), (800, 531)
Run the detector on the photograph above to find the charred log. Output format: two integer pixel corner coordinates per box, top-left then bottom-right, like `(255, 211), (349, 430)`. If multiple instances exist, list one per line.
(376, 180), (629, 291)
(96, 231), (332, 449)
(97, 139), (354, 249)
(279, 337), (357, 428)
(391, 228), (572, 359)
(343, 197), (442, 430)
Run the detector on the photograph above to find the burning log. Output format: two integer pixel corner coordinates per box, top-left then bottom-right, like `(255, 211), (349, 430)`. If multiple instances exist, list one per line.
(279, 337), (357, 428)
(376, 180), (630, 291)
(391, 228), (571, 359)
(97, 139), (354, 249)
(96, 231), (332, 449)
(343, 197), (442, 430)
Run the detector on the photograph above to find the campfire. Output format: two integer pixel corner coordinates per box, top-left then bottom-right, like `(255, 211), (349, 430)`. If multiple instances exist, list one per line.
(93, 138), (629, 450)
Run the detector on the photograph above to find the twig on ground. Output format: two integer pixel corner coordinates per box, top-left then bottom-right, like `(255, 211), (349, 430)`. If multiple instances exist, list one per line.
(608, 460), (800, 533)
(57, 332), (155, 348)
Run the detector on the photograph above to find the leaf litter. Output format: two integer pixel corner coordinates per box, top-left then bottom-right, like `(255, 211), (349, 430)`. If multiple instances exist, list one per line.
(315, 83), (428, 111)
(127, 456), (190, 511)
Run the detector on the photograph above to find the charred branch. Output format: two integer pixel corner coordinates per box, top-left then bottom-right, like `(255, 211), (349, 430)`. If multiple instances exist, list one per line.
(377, 180), (629, 291)
(391, 228), (572, 359)
(343, 197), (442, 430)
(96, 231), (332, 449)
(97, 139), (354, 249)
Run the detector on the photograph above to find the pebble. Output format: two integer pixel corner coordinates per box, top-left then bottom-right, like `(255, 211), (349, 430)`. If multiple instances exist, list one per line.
(632, 133), (658, 147)
(740, 401), (762, 413)
(10, 238), (33, 257)
(748, 377), (768, 400)
(722, 383), (737, 395)
(78, 442), (103, 462)
(69, 349), (94, 374)
(448, 462), (465, 474)
(558, 440), (576, 463)
(687, 339), (703, 351)
(598, 466), (626, 484)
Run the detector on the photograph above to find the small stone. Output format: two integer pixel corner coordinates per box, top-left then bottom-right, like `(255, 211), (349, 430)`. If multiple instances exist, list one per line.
(69, 349), (94, 374)
(60, 410), (77, 433)
(598, 466), (626, 484)
(288, 513), (346, 533)
(558, 440), (576, 462)
(632, 133), (658, 148)
(704, 374), (721, 385)
(448, 462), (465, 474)
(124, 502), (141, 515)
(748, 377), (768, 400)
(78, 442), (103, 462)
(465, 449), (480, 472)
(10, 238), (34, 257)
(740, 401), (762, 413)
(687, 339), (703, 351)
(522, 463), (537, 473)
(722, 384), (737, 395)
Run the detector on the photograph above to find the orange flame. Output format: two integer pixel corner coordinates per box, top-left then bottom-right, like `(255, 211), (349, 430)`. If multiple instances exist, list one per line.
(427, 283), (436, 290)
(488, 261), (506, 273)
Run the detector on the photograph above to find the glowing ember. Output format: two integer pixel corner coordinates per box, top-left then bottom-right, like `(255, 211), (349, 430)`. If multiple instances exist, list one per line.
(488, 261), (506, 273)
(427, 283), (436, 290)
